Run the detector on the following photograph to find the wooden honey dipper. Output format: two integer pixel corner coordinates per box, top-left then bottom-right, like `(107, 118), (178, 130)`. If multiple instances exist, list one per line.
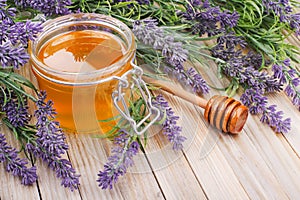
(143, 76), (249, 134)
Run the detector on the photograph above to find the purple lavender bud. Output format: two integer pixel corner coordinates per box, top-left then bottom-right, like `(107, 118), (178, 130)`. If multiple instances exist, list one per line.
(261, 105), (291, 133)
(48, 158), (80, 191)
(289, 13), (300, 35)
(220, 10), (239, 28)
(186, 67), (210, 94)
(182, 2), (239, 36)
(27, 91), (80, 191)
(292, 78), (300, 87)
(285, 85), (295, 98)
(1, 98), (31, 127)
(23, 21), (43, 43)
(0, 0), (16, 20)
(152, 94), (186, 150)
(0, 134), (37, 185)
(133, 19), (188, 64)
(240, 88), (268, 114)
(133, 19), (209, 94)
(0, 42), (29, 69)
(287, 69), (296, 77)
(272, 64), (283, 79)
(263, 0), (300, 35)
(15, 0), (71, 16)
(34, 91), (68, 156)
(212, 33), (282, 93)
(189, 0), (201, 7)
(282, 58), (291, 66)
(97, 130), (139, 190)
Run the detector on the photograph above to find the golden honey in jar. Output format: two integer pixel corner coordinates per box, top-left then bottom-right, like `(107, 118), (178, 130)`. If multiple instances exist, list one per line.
(29, 14), (135, 133)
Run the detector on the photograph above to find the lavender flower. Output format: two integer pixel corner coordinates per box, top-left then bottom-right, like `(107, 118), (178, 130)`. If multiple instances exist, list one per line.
(97, 130), (139, 190)
(263, 0), (300, 35)
(34, 91), (69, 156)
(0, 133), (37, 185)
(289, 14), (300, 35)
(241, 88), (291, 133)
(240, 88), (268, 115)
(133, 19), (188, 64)
(1, 0), (79, 191)
(1, 97), (31, 127)
(0, 42), (29, 68)
(0, 1), (42, 69)
(27, 91), (80, 191)
(7, 21), (43, 46)
(212, 33), (282, 93)
(186, 67), (210, 94)
(133, 19), (209, 94)
(15, 0), (71, 16)
(261, 105), (291, 133)
(0, 0), (16, 22)
(272, 59), (300, 110)
(152, 94), (186, 150)
(211, 32), (289, 133)
(181, 1), (239, 36)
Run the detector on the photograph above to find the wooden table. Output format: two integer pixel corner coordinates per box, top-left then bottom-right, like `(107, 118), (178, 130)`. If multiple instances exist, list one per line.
(1, 36), (300, 200)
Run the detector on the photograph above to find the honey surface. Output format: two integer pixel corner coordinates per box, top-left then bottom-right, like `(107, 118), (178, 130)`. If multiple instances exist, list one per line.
(34, 30), (131, 133)
(38, 30), (124, 72)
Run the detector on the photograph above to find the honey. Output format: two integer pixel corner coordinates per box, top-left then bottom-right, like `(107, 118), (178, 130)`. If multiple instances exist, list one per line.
(38, 31), (124, 73)
(29, 14), (135, 133)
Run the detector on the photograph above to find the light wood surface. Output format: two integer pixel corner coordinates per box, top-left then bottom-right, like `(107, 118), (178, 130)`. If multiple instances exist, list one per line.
(1, 33), (300, 200)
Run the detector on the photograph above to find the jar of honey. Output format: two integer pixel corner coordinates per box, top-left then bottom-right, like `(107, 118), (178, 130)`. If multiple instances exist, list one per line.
(29, 13), (153, 134)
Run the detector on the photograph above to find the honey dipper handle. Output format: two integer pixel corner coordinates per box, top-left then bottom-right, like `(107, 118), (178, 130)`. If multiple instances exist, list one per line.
(143, 76), (208, 108)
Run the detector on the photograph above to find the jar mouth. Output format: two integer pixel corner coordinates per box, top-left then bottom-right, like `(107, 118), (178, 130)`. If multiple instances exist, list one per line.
(29, 13), (135, 83)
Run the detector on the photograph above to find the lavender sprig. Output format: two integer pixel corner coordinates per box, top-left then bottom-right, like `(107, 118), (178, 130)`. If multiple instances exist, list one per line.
(28, 91), (80, 191)
(133, 19), (209, 94)
(241, 88), (291, 133)
(34, 91), (68, 156)
(1, 95), (31, 127)
(15, 0), (71, 16)
(0, 133), (37, 185)
(261, 105), (291, 133)
(153, 94), (186, 150)
(0, 0), (42, 69)
(97, 130), (139, 190)
(182, 1), (239, 36)
(0, 42), (29, 69)
(263, 0), (300, 35)
(208, 31), (291, 133)
(0, 0), (16, 22)
(213, 33), (282, 93)
(272, 59), (300, 110)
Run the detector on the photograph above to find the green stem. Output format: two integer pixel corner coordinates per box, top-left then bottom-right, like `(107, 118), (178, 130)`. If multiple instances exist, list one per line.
(0, 78), (36, 102)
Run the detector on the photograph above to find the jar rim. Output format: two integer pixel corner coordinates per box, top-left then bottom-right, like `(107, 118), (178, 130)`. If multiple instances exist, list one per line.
(29, 13), (135, 80)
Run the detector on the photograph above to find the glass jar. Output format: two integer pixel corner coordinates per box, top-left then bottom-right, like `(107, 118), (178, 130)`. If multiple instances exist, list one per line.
(29, 13), (137, 133)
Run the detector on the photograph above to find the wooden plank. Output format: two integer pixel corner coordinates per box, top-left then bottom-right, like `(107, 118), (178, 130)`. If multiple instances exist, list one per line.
(0, 125), (41, 200)
(241, 109), (300, 199)
(66, 132), (164, 200)
(267, 93), (300, 156)
(142, 117), (208, 199)
(165, 95), (250, 199)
